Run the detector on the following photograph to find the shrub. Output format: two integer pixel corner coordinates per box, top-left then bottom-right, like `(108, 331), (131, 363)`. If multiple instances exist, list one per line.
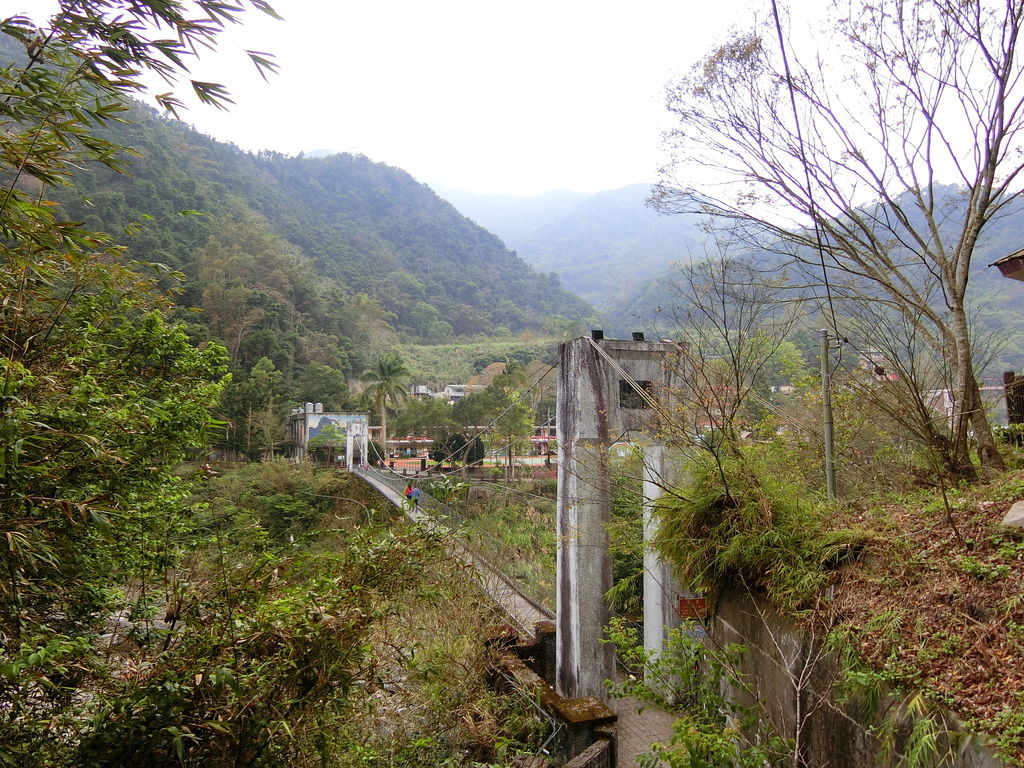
(654, 451), (869, 609)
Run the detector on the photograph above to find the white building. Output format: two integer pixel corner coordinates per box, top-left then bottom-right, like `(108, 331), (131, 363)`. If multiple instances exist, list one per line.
(286, 403), (369, 467)
(441, 383), (485, 404)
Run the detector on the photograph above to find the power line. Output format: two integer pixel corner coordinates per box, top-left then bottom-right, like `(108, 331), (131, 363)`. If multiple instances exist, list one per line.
(769, 0), (840, 340)
(393, 358), (560, 474)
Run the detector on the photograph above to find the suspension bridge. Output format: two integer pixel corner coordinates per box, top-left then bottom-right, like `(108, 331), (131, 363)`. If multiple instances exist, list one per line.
(353, 465), (677, 768)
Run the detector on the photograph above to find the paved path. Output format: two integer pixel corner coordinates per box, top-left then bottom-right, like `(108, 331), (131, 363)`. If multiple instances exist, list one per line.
(614, 694), (677, 766)
(353, 468), (678, 766)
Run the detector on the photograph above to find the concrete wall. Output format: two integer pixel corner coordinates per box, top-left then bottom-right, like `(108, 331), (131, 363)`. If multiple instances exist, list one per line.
(711, 588), (1004, 768)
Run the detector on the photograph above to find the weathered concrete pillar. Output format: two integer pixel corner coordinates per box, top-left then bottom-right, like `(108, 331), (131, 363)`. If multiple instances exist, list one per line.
(535, 620), (557, 686)
(556, 336), (680, 701)
(345, 431), (354, 470)
(557, 339), (614, 700)
(642, 443), (685, 695)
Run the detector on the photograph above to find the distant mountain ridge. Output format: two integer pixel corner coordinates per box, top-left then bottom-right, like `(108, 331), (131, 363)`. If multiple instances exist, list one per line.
(439, 183), (707, 311)
(434, 186), (590, 243)
(603, 184), (1024, 371)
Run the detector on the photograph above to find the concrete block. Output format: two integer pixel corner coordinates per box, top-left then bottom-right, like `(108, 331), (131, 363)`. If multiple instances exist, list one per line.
(535, 620), (557, 686)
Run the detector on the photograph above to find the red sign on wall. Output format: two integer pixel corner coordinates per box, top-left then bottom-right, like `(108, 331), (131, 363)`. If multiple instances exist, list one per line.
(679, 597), (707, 620)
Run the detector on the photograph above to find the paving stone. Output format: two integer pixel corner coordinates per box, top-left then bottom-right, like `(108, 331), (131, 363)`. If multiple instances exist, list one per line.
(614, 695), (676, 767)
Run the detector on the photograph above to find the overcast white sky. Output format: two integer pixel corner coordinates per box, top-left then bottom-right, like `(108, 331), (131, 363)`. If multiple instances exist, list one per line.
(9, 0), (778, 195)
(172, 0), (771, 195)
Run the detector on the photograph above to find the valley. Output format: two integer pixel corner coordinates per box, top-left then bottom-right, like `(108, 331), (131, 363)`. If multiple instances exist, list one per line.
(6, 2), (1024, 767)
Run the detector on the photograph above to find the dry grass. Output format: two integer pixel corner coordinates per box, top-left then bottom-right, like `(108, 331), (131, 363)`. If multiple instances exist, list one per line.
(827, 471), (1024, 761)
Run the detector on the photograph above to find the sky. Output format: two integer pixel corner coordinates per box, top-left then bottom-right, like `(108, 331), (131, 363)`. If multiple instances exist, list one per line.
(9, 0), (770, 196)
(175, 0), (769, 195)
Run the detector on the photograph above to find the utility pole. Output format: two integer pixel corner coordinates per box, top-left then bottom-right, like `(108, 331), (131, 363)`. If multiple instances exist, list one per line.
(820, 329), (836, 499)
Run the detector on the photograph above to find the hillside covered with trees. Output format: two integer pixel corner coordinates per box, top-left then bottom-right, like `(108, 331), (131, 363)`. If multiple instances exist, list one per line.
(19, 83), (594, 457)
(53, 100), (593, 344)
(603, 185), (1024, 375)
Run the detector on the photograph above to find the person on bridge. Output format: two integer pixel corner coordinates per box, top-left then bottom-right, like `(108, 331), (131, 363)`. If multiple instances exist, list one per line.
(403, 484), (413, 509)
(411, 485), (421, 509)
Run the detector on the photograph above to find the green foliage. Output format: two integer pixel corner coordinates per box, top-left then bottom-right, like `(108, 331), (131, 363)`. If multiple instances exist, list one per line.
(831, 656), (971, 768)
(69, 486), (447, 768)
(397, 339), (555, 389)
(75, 540), (437, 766)
(607, 618), (790, 767)
(392, 396), (457, 442)
(459, 483), (556, 610)
(994, 423), (1024, 447)
(216, 356), (288, 458)
(431, 433), (486, 466)
(0, 459), (542, 767)
(606, 451), (645, 616)
(425, 476), (470, 504)
(0, 0), (279, 646)
(361, 352), (410, 449)
(654, 450), (870, 609)
(56, 110), (593, 345)
(0, 269), (228, 640)
(991, 702), (1024, 764)
(324, 550), (552, 768)
(290, 362), (352, 411)
(203, 459), (354, 543)
(956, 555), (1011, 582)
(454, 364), (535, 460)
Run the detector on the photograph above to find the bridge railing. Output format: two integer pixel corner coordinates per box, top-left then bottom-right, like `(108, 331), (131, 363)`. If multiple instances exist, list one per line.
(360, 467), (556, 621)
(353, 469), (569, 763)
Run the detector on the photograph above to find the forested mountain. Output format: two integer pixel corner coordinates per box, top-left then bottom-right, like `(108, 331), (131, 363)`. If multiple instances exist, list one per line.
(604, 185), (1024, 372)
(55, 102), (593, 348)
(441, 183), (706, 310)
(42, 98), (594, 457)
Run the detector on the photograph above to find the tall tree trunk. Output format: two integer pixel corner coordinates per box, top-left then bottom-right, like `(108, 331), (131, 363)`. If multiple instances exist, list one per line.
(948, 308), (978, 479)
(950, 304), (1004, 474)
(968, 375), (1006, 472)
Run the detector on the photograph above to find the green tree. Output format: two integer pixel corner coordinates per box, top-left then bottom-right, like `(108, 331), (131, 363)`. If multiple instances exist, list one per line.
(0, 0), (276, 635)
(0, 287), (228, 639)
(0, 3), (275, 761)
(431, 433), (486, 467)
(426, 319), (454, 343)
(409, 300), (441, 336)
(362, 352), (411, 453)
(291, 361), (350, 411)
(392, 396), (457, 445)
(219, 357), (287, 459)
(454, 362), (534, 478)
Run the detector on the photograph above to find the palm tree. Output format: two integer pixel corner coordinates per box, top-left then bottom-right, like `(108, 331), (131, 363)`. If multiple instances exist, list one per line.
(362, 352), (410, 457)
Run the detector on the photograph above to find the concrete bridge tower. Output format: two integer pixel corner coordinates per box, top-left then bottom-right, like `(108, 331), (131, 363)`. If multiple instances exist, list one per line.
(555, 334), (686, 700)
